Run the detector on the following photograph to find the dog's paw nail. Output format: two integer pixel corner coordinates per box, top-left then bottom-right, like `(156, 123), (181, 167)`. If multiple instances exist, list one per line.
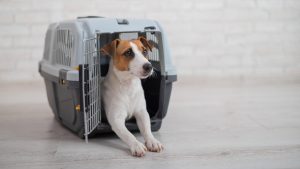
(131, 142), (146, 157)
(145, 138), (163, 152)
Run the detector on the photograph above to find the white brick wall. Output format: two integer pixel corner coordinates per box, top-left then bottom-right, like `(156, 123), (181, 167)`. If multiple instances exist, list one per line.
(0, 0), (299, 82)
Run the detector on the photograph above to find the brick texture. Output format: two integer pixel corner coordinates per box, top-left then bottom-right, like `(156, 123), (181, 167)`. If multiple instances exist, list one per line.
(0, 0), (299, 82)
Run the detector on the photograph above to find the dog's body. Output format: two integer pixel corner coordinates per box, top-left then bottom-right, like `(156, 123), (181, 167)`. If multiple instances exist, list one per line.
(101, 37), (163, 157)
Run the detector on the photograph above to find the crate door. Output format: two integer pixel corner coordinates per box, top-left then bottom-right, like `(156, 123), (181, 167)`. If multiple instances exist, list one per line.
(80, 36), (101, 143)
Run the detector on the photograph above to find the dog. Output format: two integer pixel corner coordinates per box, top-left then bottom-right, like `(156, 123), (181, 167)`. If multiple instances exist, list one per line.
(100, 36), (163, 157)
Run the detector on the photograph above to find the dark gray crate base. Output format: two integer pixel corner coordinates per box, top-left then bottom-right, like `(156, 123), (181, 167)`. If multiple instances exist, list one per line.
(41, 70), (175, 139)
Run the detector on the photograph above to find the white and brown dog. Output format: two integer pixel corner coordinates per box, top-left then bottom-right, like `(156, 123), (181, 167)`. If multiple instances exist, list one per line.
(101, 37), (163, 157)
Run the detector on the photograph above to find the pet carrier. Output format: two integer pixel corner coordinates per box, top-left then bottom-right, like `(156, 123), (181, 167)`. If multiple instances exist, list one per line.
(39, 16), (177, 142)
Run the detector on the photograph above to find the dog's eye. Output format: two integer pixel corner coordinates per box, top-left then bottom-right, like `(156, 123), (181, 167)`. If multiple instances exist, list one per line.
(142, 49), (148, 56)
(124, 49), (134, 58)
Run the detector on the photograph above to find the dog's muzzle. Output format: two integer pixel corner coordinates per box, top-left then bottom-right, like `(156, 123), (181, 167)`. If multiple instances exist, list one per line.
(143, 63), (153, 76)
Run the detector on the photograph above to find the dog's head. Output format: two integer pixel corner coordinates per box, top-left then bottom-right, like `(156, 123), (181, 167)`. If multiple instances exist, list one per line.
(101, 36), (153, 79)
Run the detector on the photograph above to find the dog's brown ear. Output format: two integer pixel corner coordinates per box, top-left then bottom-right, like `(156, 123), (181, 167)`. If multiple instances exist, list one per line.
(138, 36), (153, 52)
(100, 39), (120, 57)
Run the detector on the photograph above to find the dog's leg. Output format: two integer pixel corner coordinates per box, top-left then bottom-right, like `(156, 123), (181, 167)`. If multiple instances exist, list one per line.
(135, 111), (163, 152)
(107, 115), (147, 157)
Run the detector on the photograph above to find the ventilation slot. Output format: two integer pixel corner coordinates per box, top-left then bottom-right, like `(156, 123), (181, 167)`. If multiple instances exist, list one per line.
(54, 29), (73, 66)
(146, 32), (159, 62)
(43, 30), (51, 61)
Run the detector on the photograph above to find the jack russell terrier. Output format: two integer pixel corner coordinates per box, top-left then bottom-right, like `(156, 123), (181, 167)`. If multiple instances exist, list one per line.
(100, 36), (163, 157)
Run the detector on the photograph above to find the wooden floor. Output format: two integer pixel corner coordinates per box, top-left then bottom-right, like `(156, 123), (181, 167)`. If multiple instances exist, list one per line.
(1, 78), (300, 169)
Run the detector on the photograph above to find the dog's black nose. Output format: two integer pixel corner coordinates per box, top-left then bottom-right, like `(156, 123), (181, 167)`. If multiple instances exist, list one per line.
(143, 63), (153, 73)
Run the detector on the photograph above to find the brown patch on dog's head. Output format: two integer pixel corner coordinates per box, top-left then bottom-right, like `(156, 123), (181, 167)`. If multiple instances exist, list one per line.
(131, 36), (153, 58)
(101, 39), (133, 71)
(138, 36), (153, 52)
(100, 37), (153, 71)
(100, 39), (120, 57)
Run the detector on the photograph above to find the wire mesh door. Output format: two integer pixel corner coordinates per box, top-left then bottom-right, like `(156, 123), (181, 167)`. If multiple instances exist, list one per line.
(81, 35), (101, 143)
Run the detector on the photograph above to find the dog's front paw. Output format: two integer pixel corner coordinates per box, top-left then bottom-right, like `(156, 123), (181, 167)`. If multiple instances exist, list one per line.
(145, 138), (164, 152)
(130, 141), (147, 157)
